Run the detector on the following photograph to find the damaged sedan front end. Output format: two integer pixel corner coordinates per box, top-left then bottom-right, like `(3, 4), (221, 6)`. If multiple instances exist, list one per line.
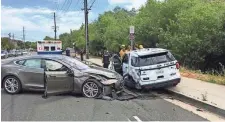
(43, 55), (124, 99)
(81, 66), (124, 97)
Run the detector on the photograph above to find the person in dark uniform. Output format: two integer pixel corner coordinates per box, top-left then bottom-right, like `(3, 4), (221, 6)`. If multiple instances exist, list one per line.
(80, 48), (84, 61)
(102, 50), (110, 68)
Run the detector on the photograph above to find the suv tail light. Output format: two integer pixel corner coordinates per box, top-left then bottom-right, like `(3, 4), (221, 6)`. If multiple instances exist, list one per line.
(176, 62), (180, 69)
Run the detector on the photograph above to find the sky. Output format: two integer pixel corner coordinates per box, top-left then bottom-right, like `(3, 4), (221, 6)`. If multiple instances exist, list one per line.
(1, 0), (147, 41)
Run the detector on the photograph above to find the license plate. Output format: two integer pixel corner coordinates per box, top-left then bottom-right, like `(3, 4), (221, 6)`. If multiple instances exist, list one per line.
(156, 69), (164, 74)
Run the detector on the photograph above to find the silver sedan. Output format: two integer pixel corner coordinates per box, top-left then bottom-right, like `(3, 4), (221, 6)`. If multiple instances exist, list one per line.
(1, 55), (123, 98)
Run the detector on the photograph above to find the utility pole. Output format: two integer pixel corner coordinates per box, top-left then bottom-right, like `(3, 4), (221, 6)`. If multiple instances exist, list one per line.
(7, 33), (11, 50)
(54, 12), (57, 41)
(84, 0), (89, 59)
(8, 33), (11, 41)
(12, 33), (14, 40)
(70, 29), (73, 47)
(71, 29), (76, 57)
(23, 26), (26, 49)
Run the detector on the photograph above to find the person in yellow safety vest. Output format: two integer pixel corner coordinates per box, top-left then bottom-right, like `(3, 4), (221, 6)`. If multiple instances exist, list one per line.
(119, 45), (126, 59)
(139, 45), (144, 49)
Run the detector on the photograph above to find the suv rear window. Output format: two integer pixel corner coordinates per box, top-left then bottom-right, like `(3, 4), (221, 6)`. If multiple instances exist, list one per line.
(131, 51), (176, 67)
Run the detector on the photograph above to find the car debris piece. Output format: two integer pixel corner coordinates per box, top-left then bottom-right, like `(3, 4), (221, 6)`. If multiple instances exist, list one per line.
(101, 96), (113, 101)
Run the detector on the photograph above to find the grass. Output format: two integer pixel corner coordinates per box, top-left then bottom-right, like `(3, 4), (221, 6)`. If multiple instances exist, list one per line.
(180, 67), (225, 85)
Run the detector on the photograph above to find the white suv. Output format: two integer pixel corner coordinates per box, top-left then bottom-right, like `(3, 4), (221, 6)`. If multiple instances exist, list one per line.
(108, 48), (181, 89)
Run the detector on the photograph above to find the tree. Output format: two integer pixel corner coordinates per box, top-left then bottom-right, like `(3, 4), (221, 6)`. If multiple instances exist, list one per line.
(58, 1), (225, 72)
(43, 36), (54, 40)
(1, 37), (15, 50)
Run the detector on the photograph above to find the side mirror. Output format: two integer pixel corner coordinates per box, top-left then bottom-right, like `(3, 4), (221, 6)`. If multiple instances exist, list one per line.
(67, 69), (74, 76)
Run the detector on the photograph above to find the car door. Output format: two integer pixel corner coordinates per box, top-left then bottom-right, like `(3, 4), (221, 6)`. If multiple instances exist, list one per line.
(18, 58), (45, 89)
(44, 59), (74, 95)
(111, 54), (122, 74)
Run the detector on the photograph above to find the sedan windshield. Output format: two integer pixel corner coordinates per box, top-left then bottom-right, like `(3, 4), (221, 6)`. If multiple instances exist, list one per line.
(63, 56), (90, 70)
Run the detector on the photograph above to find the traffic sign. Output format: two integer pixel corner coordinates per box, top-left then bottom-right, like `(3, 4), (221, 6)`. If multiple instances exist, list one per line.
(129, 33), (135, 40)
(130, 26), (134, 34)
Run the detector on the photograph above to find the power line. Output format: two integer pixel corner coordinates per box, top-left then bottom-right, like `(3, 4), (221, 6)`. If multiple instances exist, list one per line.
(59, 0), (69, 14)
(55, 0), (60, 12)
(89, 0), (96, 9)
(62, 0), (72, 14)
(74, 0), (82, 11)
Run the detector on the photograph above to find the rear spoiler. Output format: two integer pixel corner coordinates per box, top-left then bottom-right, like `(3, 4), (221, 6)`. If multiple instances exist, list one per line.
(137, 51), (168, 57)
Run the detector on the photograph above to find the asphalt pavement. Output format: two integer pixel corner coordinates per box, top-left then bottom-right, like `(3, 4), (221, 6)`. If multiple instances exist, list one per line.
(1, 90), (206, 121)
(1, 53), (207, 121)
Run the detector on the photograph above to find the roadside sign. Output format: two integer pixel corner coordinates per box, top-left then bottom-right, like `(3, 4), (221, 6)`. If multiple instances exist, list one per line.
(129, 33), (135, 40)
(130, 26), (134, 34)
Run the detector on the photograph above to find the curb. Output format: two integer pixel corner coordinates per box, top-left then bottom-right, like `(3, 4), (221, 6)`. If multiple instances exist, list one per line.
(164, 89), (225, 118)
(77, 57), (102, 67)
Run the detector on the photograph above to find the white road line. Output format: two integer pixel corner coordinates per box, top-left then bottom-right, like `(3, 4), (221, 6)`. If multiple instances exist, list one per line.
(133, 116), (142, 122)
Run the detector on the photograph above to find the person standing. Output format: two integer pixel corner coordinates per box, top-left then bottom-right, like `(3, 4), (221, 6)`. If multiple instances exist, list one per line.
(80, 48), (84, 61)
(102, 50), (110, 68)
(119, 45), (126, 59)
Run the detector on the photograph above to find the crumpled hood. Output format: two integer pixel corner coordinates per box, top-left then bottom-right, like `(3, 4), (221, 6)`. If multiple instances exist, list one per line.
(82, 66), (118, 79)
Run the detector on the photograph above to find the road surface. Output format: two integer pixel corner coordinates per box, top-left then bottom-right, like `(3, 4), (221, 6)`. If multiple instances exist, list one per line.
(1, 54), (207, 121)
(1, 90), (206, 121)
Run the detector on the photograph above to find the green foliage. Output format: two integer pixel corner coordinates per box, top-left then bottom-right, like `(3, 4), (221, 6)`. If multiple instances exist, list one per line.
(43, 36), (54, 40)
(1, 37), (37, 50)
(58, 1), (225, 71)
(1, 37), (15, 50)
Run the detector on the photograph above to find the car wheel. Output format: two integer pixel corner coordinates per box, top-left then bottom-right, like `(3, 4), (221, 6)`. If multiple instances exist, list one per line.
(3, 76), (22, 94)
(82, 79), (102, 98)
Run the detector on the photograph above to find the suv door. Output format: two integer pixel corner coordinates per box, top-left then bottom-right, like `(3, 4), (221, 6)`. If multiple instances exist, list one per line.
(111, 54), (122, 74)
(44, 59), (74, 95)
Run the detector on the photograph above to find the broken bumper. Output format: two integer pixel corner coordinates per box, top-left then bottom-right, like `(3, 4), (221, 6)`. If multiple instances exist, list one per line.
(102, 79), (124, 96)
(142, 78), (181, 89)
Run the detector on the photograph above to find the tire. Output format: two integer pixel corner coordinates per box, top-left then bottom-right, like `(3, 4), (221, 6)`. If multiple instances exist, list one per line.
(82, 79), (102, 98)
(3, 76), (22, 94)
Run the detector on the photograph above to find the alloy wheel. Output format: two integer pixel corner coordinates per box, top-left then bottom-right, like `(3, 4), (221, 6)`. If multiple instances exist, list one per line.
(4, 77), (19, 93)
(82, 82), (99, 98)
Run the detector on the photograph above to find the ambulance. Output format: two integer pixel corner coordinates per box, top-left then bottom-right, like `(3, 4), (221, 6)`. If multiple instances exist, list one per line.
(37, 40), (62, 54)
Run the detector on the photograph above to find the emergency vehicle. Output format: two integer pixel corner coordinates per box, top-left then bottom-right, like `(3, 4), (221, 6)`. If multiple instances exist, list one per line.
(108, 48), (181, 89)
(37, 40), (62, 54)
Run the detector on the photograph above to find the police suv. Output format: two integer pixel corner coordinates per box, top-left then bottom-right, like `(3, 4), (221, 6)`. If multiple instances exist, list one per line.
(108, 48), (181, 89)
